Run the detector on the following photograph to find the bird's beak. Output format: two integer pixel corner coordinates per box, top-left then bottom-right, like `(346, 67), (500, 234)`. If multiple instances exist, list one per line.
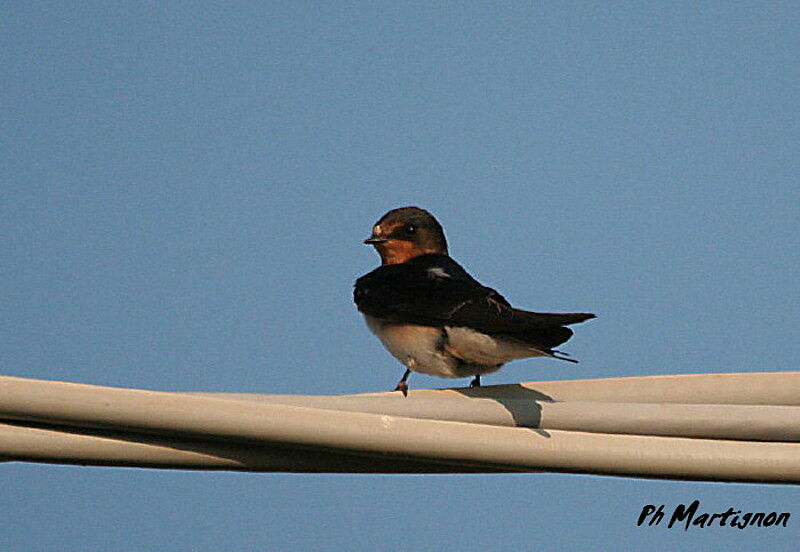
(364, 236), (387, 245)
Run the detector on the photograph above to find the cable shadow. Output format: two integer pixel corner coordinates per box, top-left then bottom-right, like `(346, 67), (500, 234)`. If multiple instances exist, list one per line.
(452, 384), (555, 437)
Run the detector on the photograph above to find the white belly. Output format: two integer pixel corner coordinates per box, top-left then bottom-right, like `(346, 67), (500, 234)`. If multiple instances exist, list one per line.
(363, 315), (509, 378)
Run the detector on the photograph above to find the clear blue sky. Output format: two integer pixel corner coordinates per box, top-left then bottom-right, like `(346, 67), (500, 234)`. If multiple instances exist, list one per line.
(3, 2), (798, 550)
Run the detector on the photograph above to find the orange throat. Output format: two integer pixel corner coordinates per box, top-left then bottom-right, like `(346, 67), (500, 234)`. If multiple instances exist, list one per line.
(377, 240), (435, 265)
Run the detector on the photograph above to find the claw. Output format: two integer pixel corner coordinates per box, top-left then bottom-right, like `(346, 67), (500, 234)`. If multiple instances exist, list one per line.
(393, 368), (411, 397)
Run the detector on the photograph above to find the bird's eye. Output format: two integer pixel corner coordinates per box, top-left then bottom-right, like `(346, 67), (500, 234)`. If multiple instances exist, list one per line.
(406, 225), (416, 234)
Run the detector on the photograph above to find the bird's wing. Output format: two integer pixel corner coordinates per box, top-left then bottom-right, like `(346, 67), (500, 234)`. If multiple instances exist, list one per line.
(354, 255), (595, 335)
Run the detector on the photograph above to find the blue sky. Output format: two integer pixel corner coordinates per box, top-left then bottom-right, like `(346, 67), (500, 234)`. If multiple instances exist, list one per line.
(3, 2), (799, 550)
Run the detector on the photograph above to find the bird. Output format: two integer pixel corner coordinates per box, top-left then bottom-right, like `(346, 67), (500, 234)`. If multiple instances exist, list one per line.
(354, 206), (595, 395)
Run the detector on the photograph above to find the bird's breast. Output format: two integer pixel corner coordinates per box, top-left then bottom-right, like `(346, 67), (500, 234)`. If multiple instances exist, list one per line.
(364, 315), (442, 359)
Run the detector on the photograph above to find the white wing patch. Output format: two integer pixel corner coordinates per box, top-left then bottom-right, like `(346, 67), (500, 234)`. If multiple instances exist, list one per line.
(427, 267), (451, 279)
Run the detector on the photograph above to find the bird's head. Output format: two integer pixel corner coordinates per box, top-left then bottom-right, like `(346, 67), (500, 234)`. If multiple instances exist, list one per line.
(364, 206), (448, 265)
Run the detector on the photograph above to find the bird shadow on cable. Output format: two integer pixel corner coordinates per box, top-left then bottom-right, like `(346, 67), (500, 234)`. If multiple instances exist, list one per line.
(452, 383), (554, 438)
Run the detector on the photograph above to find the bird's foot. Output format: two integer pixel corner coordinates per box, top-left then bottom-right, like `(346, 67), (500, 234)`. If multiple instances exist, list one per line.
(469, 375), (481, 388)
(394, 380), (409, 396)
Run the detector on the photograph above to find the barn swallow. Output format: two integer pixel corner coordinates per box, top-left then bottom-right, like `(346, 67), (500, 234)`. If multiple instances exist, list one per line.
(354, 206), (595, 395)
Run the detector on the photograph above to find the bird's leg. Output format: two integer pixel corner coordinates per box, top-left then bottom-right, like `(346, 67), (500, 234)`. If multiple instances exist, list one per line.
(470, 374), (481, 388)
(394, 368), (411, 397)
